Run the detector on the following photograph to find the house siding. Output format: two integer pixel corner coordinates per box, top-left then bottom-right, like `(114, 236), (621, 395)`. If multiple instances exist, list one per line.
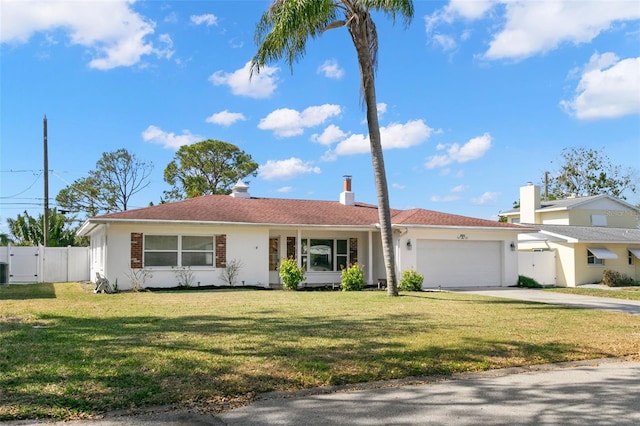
(96, 223), (270, 290)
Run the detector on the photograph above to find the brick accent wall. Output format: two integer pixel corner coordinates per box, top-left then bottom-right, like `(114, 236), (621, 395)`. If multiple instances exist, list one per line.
(215, 234), (226, 268)
(130, 233), (143, 268)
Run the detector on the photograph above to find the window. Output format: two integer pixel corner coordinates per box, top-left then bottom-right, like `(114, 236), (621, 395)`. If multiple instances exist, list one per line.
(300, 238), (348, 272)
(181, 236), (214, 266)
(144, 235), (214, 267)
(587, 249), (604, 266)
(591, 214), (607, 227)
(630, 250), (635, 267)
(144, 235), (178, 266)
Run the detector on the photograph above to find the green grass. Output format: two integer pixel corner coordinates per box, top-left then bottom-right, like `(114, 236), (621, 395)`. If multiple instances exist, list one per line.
(1, 283), (639, 421)
(546, 286), (640, 301)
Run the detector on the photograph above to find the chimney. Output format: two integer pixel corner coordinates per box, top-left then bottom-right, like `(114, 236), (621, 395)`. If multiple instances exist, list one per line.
(340, 175), (355, 206)
(519, 182), (540, 224)
(230, 179), (250, 199)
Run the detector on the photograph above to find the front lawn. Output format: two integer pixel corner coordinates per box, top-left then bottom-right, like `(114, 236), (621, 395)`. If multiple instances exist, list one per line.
(1, 283), (639, 421)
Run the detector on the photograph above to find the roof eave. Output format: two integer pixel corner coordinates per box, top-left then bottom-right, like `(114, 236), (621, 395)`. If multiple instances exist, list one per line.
(81, 217), (380, 230)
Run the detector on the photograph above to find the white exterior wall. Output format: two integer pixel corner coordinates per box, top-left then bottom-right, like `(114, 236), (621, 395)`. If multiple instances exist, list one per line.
(96, 223), (270, 290)
(397, 228), (521, 287)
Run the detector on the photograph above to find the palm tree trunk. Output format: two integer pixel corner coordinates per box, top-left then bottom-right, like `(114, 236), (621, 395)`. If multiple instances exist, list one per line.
(349, 16), (398, 296)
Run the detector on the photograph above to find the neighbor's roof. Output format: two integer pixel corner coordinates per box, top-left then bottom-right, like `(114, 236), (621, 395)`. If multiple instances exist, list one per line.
(79, 195), (527, 231)
(528, 224), (640, 244)
(501, 194), (640, 215)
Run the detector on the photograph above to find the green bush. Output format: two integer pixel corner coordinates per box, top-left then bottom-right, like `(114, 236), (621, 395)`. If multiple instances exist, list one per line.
(341, 264), (364, 291)
(279, 258), (306, 290)
(399, 269), (424, 291)
(517, 275), (542, 288)
(602, 269), (635, 287)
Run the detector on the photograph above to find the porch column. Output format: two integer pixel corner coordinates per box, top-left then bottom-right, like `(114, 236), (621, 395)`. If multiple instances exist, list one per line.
(297, 229), (302, 267)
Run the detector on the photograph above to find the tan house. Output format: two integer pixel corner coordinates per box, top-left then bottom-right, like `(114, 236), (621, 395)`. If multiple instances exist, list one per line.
(78, 177), (529, 290)
(500, 184), (640, 286)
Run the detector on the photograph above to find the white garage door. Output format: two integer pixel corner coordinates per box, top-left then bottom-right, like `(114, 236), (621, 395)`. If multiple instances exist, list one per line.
(417, 240), (502, 288)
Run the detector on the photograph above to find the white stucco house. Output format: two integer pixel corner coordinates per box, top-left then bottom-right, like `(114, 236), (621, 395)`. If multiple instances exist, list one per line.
(78, 177), (529, 290)
(500, 183), (640, 287)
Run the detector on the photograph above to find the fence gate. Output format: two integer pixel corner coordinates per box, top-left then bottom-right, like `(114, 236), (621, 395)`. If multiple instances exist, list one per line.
(518, 250), (556, 285)
(0, 245), (90, 284)
(9, 247), (40, 283)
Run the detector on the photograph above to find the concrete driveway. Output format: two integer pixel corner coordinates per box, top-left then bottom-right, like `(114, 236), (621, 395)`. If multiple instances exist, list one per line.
(448, 286), (640, 315)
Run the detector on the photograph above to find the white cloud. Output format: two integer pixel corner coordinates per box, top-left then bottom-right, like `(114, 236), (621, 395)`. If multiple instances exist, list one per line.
(141, 125), (201, 149)
(317, 59), (344, 79)
(210, 61), (279, 99)
(561, 53), (640, 120)
(191, 14), (218, 26)
(0, 0), (171, 70)
(451, 185), (467, 193)
(425, 133), (492, 169)
(486, 2), (640, 61)
(430, 195), (462, 203)
(205, 110), (247, 126)
(333, 119), (433, 156)
(259, 158), (321, 180)
(432, 34), (457, 51)
(425, 0), (494, 33)
(258, 104), (341, 138)
(392, 183), (405, 190)
(426, 1), (640, 61)
(277, 186), (293, 193)
(311, 124), (348, 146)
(471, 191), (499, 205)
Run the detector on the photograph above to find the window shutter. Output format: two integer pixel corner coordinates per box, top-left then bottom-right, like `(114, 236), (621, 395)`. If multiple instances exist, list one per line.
(349, 237), (358, 264)
(131, 233), (143, 268)
(215, 234), (227, 268)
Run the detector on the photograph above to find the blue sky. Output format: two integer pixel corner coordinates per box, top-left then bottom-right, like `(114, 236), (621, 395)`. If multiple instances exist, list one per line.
(1, 0), (639, 235)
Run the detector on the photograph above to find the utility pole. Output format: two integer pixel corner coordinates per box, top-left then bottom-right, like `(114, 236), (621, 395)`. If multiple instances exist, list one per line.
(43, 115), (49, 247)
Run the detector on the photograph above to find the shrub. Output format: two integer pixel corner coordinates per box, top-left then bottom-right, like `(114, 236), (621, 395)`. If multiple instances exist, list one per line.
(602, 269), (635, 287)
(279, 258), (306, 291)
(517, 275), (542, 288)
(220, 259), (243, 286)
(173, 266), (194, 288)
(399, 269), (424, 291)
(341, 263), (364, 291)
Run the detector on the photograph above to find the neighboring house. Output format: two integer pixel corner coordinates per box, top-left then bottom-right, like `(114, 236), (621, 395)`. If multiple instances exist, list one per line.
(500, 183), (640, 287)
(78, 177), (529, 290)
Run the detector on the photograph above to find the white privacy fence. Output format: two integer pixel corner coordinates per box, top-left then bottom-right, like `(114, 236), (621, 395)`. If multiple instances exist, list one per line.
(0, 245), (90, 284)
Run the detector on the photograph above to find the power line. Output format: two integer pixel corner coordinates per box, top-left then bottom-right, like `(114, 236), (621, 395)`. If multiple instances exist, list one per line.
(0, 172), (43, 199)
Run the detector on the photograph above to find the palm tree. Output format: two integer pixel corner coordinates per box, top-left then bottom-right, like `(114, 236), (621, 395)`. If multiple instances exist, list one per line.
(252, 0), (414, 296)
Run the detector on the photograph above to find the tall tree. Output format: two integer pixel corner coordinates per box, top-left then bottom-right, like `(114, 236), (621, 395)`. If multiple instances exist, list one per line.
(7, 209), (83, 247)
(56, 148), (153, 216)
(251, 0), (414, 296)
(545, 147), (638, 200)
(163, 139), (259, 200)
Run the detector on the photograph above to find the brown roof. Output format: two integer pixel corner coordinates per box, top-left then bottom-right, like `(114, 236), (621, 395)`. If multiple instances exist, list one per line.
(88, 195), (526, 230)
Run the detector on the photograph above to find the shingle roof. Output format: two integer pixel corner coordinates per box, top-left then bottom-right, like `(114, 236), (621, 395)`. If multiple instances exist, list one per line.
(531, 224), (640, 243)
(501, 194), (640, 215)
(87, 195), (525, 230)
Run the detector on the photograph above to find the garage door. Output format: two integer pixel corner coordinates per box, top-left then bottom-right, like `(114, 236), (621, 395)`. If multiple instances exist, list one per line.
(417, 240), (502, 288)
